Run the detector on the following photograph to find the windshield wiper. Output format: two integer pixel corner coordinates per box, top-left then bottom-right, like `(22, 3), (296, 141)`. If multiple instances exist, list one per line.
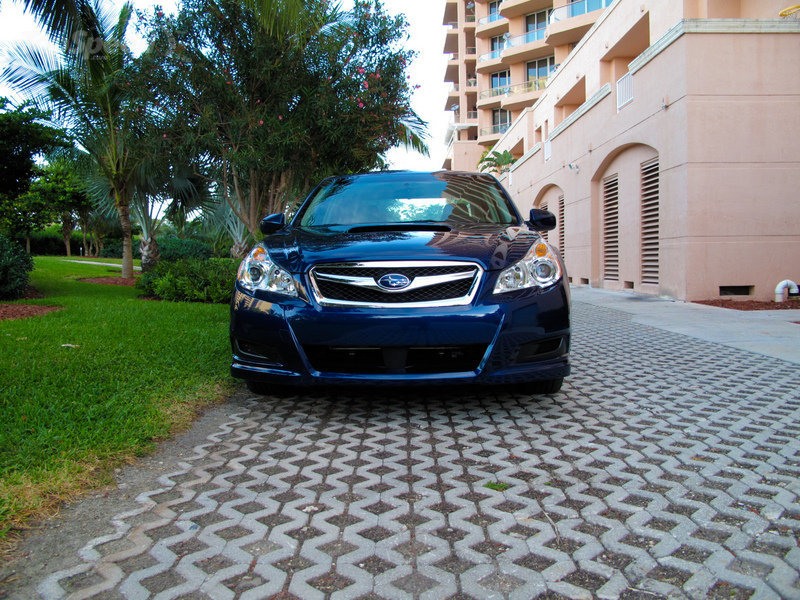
(347, 222), (452, 234)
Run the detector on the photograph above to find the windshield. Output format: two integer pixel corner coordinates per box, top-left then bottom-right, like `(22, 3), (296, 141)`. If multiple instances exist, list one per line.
(298, 172), (519, 228)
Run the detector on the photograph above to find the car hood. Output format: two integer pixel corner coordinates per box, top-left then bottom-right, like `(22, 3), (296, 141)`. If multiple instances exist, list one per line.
(264, 224), (542, 273)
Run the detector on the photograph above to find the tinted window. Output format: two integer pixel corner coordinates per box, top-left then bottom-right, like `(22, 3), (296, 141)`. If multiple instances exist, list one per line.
(299, 173), (518, 228)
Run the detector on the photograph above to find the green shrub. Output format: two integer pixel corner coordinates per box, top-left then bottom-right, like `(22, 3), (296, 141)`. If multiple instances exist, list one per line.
(0, 235), (35, 299)
(158, 236), (213, 262)
(11, 228), (82, 256)
(99, 238), (142, 259)
(138, 258), (239, 303)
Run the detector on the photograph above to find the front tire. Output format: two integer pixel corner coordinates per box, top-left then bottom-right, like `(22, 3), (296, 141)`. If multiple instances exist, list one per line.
(245, 380), (293, 397)
(526, 378), (563, 395)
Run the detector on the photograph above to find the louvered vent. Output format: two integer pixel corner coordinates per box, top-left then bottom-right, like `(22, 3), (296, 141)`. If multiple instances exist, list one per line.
(640, 158), (660, 285)
(557, 195), (565, 255)
(539, 202), (548, 242)
(603, 175), (619, 281)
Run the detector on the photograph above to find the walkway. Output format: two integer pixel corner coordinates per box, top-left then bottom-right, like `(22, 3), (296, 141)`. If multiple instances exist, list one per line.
(5, 288), (799, 599)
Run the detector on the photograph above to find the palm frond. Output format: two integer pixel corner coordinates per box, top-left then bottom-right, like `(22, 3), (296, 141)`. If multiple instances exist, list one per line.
(20, 0), (84, 43)
(396, 114), (430, 157)
(242, 0), (304, 37)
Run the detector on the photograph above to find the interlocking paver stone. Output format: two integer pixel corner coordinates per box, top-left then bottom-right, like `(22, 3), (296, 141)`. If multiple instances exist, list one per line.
(34, 300), (800, 599)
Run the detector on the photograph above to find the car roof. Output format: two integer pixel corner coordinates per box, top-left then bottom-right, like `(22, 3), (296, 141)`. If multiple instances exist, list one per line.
(321, 170), (501, 184)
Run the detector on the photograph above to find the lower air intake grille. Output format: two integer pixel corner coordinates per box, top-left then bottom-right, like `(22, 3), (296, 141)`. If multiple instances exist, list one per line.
(304, 345), (486, 374)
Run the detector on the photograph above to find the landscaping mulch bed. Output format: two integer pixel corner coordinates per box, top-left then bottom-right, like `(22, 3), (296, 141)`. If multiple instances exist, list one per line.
(695, 298), (800, 311)
(0, 288), (63, 321)
(0, 304), (63, 321)
(78, 277), (138, 286)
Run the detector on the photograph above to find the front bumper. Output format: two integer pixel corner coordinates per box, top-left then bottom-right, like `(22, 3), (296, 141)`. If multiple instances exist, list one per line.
(230, 281), (570, 387)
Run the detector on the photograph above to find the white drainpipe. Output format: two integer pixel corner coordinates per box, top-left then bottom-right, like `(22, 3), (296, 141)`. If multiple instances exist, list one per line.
(775, 279), (799, 302)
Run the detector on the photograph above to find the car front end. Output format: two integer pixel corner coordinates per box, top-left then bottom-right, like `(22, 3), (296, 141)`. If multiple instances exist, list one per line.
(230, 171), (570, 391)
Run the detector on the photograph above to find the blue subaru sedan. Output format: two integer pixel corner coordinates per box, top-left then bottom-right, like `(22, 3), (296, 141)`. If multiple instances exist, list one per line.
(230, 171), (570, 393)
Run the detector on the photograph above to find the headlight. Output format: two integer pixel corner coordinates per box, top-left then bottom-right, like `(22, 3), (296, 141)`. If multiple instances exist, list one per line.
(494, 239), (562, 293)
(237, 244), (297, 297)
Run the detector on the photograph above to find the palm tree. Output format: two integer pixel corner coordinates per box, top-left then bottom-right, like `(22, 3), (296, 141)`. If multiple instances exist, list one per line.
(478, 149), (517, 175)
(19, 0), (304, 42)
(202, 199), (252, 259)
(134, 162), (212, 270)
(5, 0), (142, 277)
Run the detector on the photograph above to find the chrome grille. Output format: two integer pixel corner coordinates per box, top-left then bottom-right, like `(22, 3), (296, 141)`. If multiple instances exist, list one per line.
(309, 261), (483, 308)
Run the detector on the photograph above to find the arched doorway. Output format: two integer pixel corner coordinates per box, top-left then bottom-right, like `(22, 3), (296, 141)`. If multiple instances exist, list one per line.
(590, 144), (659, 292)
(533, 185), (565, 258)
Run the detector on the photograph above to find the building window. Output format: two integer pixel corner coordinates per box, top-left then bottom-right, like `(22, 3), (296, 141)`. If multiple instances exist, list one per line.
(603, 174), (619, 281)
(490, 35), (504, 52)
(526, 10), (550, 33)
(640, 158), (660, 284)
(491, 109), (511, 135)
(491, 70), (509, 90)
(492, 109), (511, 126)
(488, 1), (500, 18)
(527, 56), (556, 81)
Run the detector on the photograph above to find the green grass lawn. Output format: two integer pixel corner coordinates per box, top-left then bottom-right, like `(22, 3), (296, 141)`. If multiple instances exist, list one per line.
(0, 257), (235, 542)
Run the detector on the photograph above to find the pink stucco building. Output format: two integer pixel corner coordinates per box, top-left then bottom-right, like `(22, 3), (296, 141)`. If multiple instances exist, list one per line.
(442, 0), (800, 301)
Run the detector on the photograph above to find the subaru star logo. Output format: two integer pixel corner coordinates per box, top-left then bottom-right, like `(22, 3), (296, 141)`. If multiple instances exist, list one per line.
(377, 273), (411, 291)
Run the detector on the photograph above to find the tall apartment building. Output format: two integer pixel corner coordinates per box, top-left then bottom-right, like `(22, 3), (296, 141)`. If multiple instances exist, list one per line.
(442, 0), (800, 302)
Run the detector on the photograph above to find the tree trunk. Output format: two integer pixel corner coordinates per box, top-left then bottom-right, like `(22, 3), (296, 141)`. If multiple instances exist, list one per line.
(61, 212), (75, 257)
(25, 234), (31, 254)
(230, 239), (250, 259)
(140, 236), (160, 271)
(62, 229), (72, 257)
(116, 194), (134, 278)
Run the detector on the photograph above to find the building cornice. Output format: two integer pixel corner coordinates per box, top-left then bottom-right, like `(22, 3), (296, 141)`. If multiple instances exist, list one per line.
(630, 19), (800, 74)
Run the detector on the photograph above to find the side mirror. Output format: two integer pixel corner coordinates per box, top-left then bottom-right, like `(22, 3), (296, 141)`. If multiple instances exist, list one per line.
(528, 208), (556, 232)
(260, 213), (286, 235)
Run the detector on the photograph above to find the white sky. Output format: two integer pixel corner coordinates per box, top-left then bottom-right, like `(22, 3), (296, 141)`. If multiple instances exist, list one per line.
(0, 0), (449, 171)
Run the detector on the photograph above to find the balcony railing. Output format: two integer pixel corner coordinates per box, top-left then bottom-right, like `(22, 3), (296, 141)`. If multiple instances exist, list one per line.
(616, 72), (633, 111)
(478, 77), (548, 99)
(479, 85), (510, 100)
(478, 46), (505, 62)
(546, 63), (562, 83)
(449, 83), (460, 93)
(504, 28), (546, 48)
(478, 12), (503, 26)
(549, 0), (611, 23)
(444, 21), (458, 28)
(466, 77), (478, 87)
(480, 123), (510, 136)
(466, 46), (477, 55)
(507, 77), (548, 95)
(446, 52), (458, 61)
(453, 109), (479, 121)
(465, 14), (476, 23)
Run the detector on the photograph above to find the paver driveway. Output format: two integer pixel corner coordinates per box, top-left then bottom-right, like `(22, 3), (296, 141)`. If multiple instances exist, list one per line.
(33, 298), (800, 599)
